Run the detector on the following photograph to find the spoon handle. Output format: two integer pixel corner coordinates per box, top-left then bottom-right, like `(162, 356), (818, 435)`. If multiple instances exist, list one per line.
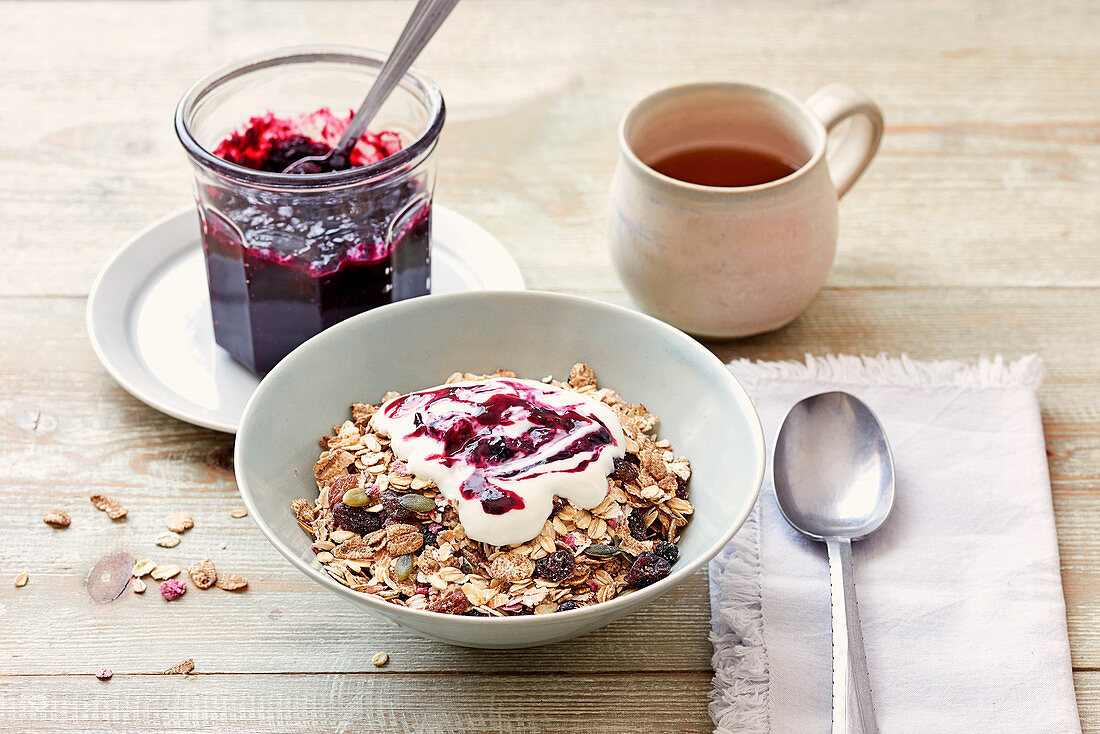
(333, 0), (460, 157)
(827, 537), (879, 734)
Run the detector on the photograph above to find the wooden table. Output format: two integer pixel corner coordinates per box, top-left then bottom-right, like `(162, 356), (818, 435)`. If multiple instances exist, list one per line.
(2, 1), (1096, 730)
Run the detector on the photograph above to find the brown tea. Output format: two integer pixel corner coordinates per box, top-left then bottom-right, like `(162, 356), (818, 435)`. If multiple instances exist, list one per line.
(648, 145), (799, 187)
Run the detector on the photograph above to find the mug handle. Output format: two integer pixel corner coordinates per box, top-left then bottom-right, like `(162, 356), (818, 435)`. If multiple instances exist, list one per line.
(805, 83), (884, 199)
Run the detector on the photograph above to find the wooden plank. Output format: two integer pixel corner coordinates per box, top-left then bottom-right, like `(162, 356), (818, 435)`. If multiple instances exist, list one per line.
(0, 672), (715, 733)
(0, 669), (1096, 732)
(0, 0), (1097, 297)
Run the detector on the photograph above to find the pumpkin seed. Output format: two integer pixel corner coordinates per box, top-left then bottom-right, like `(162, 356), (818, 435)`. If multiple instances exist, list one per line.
(341, 486), (372, 507)
(397, 494), (435, 514)
(583, 544), (620, 559)
(394, 554), (414, 581)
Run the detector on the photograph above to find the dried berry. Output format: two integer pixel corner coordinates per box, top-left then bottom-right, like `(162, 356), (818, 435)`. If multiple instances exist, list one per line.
(611, 456), (639, 483)
(420, 525), (439, 547)
(556, 601), (580, 612)
(462, 609), (487, 617)
(425, 591), (471, 615)
(95, 668), (113, 680)
(625, 551), (672, 588)
(654, 541), (679, 564)
(397, 494), (435, 514)
(534, 550), (575, 582)
(381, 490), (414, 521)
(675, 476), (689, 500)
(627, 508), (651, 541)
(159, 578), (187, 601)
(332, 502), (384, 535)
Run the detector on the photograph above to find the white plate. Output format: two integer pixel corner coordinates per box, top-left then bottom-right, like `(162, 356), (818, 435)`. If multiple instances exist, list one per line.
(87, 205), (525, 433)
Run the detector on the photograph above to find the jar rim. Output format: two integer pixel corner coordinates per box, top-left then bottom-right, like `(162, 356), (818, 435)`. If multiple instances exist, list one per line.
(175, 44), (446, 190)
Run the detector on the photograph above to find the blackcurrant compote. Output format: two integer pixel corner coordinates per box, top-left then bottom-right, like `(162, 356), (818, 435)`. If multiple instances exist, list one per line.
(175, 48), (445, 376)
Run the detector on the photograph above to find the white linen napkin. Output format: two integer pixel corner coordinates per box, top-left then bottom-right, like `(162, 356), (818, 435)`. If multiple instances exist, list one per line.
(709, 354), (1081, 733)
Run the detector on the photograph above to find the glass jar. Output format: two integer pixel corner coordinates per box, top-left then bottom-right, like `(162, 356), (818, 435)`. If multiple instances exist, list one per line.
(175, 46), (445, 375)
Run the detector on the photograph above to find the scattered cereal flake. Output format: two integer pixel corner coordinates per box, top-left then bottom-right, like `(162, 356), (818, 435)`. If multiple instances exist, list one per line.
(290, 498), (314, 523)
(132, 559), (157, 577)
(155, 531), (182, 548)
(150, 565), (181, 580)
(42, 507), (71, 528)
(215, 573), (248, 591)
(132, 578), (147, 594)
(163, 658), (194, 675)
(488, 552), (535, 583)
(14, 572), (28, 588)
(569, 363), (598, 389)
(90, 494), (128, 520)
(95, 668), (113, 680)
(165, 512), (194, 533)
(187, 559), (217, 589)
(159, 578), (187, 601)
(371, 651), (389, 667)
(230, 508), (248, 518)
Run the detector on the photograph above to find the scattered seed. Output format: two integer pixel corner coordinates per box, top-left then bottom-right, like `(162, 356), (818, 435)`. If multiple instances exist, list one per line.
(371, 651), (389, 667)
(95, 668), (113, 680)
(163, 658), (194, 675)
(132, 578), (147, 594)
(155, 532), (182, 548)
(14, 573), (28, 588)
(132, 559), (157, 578)
(42, 507), (71, 528)
(230, 508), (248, 518)
(394, 554), (414, 581)
(150, 565), (181, 580)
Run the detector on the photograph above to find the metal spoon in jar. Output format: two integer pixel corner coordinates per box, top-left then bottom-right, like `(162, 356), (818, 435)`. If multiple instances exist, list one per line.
(282, 0), (460, 174)
(773, 392), (895, 734)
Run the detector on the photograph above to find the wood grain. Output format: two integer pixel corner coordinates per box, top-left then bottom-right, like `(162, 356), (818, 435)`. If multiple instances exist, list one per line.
(1, 0), (1097, 731)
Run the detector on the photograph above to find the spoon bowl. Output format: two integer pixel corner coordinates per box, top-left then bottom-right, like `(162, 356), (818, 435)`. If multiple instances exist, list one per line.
(774, 391), (894, 540)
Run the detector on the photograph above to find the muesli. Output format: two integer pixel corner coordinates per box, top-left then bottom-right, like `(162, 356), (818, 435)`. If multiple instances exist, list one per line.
(291, 364), (693, 616)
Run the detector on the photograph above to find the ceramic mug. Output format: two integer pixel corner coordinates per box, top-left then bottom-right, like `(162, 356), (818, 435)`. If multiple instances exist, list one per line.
(608, 82), (883, 338)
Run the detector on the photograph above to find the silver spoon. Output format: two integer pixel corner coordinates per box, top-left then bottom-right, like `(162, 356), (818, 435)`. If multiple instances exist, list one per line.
(773, 392), (894, 734)
(282, 0), (460, 174)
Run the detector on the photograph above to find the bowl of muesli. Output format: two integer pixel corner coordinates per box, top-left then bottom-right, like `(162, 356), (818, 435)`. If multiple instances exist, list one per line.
(235, 291), (764, 648)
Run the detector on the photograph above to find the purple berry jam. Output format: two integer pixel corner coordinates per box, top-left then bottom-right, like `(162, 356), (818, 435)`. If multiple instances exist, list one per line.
(199, 109), (431, 375)
(381, 379), (616, 516)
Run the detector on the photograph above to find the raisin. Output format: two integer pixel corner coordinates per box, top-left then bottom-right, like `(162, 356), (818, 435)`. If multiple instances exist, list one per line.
(627, 507), (651, 541)
(556, 601), (580, 612)
(420, 525), (439, 547)
(331, 502), (383, 535)
(675, 476), (689, 500)
(462, 609), (487, 617)
(381, 490), (414, 521)
(611, 456), (639, 483)
(426, 591), (472, 615)
(534, 550), (575, 582)
(653, 541), (679, 564)
(625, 551), (672, 588)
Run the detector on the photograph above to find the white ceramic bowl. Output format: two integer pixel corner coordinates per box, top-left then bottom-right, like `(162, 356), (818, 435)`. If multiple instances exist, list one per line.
(235, 291), (764, 648)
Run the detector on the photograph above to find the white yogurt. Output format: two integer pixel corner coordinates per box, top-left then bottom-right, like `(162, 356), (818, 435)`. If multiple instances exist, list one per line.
(371, 378), (625, 546)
